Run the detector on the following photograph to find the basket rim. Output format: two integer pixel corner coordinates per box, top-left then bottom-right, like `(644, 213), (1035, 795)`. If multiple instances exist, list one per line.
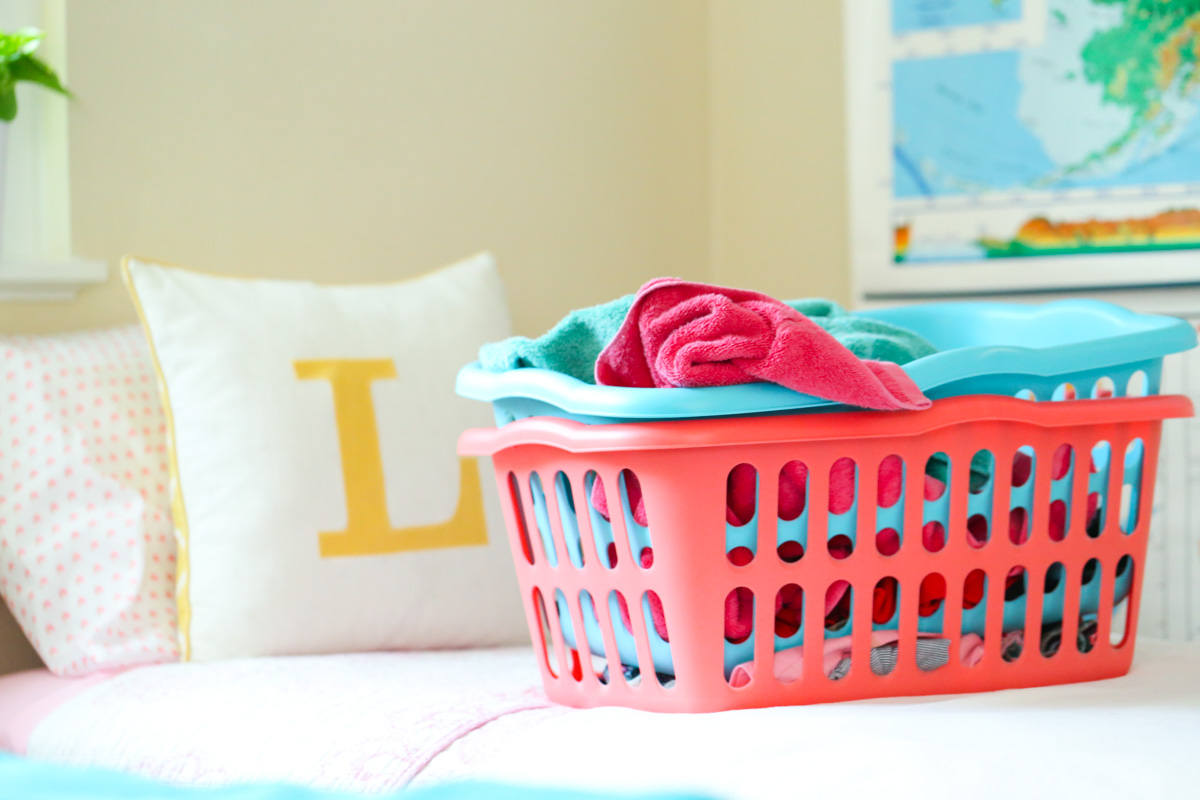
(458, 300), (1198, 420)
(458, 394), (1194, 455)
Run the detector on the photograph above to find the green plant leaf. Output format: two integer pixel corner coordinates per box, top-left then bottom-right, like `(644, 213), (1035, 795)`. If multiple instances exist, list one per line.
(10, 54), (69, 96)
(0, 89), (17, 122)
(0, 28), (43, 62)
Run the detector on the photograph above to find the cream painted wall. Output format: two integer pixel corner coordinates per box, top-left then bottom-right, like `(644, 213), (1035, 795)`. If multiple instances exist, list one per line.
(0, 0), (711, 336)
(0, 0), (854, 337)
(0, 1), (855, 671)
(709, 0), (850, 305)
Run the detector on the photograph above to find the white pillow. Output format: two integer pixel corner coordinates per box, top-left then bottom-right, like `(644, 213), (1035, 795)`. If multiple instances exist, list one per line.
(0, 326), (178, 675)
(124, 253), (527, 661)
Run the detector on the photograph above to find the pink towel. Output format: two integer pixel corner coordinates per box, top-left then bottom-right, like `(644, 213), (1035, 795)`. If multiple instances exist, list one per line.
(595, 278), (931, 411)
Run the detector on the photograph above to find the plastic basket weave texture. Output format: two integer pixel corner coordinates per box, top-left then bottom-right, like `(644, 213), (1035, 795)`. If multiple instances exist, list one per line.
(459, 394), (1193, 712)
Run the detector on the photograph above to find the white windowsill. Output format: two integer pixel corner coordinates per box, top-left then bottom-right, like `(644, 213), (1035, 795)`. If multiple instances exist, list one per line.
(0, 258), (107, 301)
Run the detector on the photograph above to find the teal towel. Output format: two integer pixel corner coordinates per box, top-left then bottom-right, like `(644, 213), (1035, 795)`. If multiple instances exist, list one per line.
(480, 294), (634, 384)
(926, 450), (998, 493)
(792, 299), (937, 366)
(480, 296), (937, 383)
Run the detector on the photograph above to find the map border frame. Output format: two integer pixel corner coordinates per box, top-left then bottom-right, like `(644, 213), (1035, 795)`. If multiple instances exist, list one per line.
(845, 0), (1200, 300)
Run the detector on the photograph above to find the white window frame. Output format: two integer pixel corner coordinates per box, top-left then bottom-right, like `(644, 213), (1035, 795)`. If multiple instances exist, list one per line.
(0, 0), (104, 300)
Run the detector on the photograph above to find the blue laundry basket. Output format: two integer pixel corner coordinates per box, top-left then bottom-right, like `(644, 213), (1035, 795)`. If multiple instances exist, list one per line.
(457, 300), (1197, 425)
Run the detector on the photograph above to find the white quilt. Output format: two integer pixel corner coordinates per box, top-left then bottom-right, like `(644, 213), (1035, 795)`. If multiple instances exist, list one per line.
(26, 648), (549, 793)
(26, 641), (1200, 799)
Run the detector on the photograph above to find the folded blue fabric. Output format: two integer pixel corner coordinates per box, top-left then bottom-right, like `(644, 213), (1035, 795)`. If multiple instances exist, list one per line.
(0, 755), (713, 800)
(479, 295), (937, 383)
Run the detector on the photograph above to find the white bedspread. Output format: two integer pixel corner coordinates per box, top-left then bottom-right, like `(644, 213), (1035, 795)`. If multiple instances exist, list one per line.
(417, 640), (1200, 799)
(25, 641), (1200, 799)
(26, 648), (549, 794)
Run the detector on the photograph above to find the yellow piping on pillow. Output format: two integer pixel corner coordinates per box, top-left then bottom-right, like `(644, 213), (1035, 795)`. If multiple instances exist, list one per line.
(122, 256), (195, 661)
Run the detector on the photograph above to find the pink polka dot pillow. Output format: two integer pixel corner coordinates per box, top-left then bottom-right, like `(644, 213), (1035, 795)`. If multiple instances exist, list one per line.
(0, 326), (179, 675)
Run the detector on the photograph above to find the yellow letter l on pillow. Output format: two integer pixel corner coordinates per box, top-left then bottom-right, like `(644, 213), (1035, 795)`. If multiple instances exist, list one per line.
(294, 357), (487, 558)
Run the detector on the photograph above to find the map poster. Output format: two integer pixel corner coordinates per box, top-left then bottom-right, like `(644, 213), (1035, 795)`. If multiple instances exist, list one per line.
(846, 0), (1200, 298)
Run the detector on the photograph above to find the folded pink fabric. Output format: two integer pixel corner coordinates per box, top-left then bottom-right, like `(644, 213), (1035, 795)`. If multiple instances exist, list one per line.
(595, 278), (931, 411)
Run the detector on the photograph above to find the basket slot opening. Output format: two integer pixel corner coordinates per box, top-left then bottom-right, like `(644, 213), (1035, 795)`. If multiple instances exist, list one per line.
(554, 472), (585, 568)
(1046, 472), (1067, 543)
(528, 472), (558, 567)
(725, 587), (754, 688)
(918, 572), (946, 643)
(966, 513), (989, 549)
(962, 569), (987, 667)
(870, 577), (900, 675)
(1127, 370), (1148, 397)
(592, 586), (626, 684)
(913, 573), (955, 673)
(1001, 567), (1028, 663)
(583, 472), (617, 569)
(875, 454), (904, 556)
(533, 588), (559, 679)
(618, 469), (653, 569)
(643, 591), (674, 689)
(774, 583), (805, 685)
(1051, 382), (1076, 401)
(1078, 559), (1102, 654)
(968, 449), (996, 496)
(611, 588), (672, 689)
(1111, 556), (1134, 648)
(1088, 442), (1112, 538)
(608, 589), (641, 686)
(726, 463), (758, 566)
(825, 583), (853, 680)
(828, 458), (857, 560)
(1120, 439), (1145, 535)
(966, 448), (995, 550)
(1091, 376), (1115, 399)
(1048, 444), (1074, 543)
(777, 461), (808, 563)
(583, 469), (651, 568)
(553, 589), (585, 682)
(922, 453), (950, 553)
(873, 577), (900, 629)
(1040, 562), (1067, 658)
(1009, 447), (1036, 545)
(507, 472), (535, 565)
(578, 590), (610, 684)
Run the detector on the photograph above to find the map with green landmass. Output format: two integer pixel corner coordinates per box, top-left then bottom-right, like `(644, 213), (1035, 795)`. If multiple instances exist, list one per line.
(894, 0), (1200, 198)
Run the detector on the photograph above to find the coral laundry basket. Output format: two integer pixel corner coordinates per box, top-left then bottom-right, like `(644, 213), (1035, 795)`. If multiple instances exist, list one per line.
(459, 394), (1194, 712)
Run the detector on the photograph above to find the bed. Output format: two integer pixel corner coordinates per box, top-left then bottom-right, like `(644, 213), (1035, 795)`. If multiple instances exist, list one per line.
(3, 279), (1199, 800)
(2, 600), (1198, 800)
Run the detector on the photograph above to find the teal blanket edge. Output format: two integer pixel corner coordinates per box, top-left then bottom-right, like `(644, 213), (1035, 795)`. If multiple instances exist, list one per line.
(0, 754), (713, 800)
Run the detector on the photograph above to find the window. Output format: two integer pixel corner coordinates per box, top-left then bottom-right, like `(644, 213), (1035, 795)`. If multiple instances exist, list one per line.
(0, 0), (104, 300)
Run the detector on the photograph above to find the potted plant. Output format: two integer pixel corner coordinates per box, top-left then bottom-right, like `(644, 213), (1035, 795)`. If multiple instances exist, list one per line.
(0, 27), (69, 253)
